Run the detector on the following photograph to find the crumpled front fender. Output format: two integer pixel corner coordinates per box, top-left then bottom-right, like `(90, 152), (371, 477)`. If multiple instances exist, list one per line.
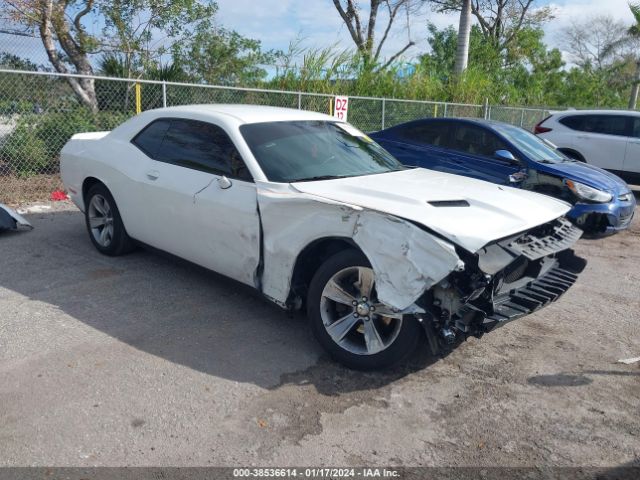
(352, 211), (462, 310)
(257, 184), (462, 311)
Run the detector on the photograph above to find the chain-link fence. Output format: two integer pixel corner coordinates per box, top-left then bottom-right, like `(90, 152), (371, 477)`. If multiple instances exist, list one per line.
(0, 69), (551, 204)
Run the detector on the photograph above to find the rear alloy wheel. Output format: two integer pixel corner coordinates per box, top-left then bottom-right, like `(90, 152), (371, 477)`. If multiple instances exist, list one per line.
(88, 194), (114, 248)
(307, 249), (422, 370)
(84, 183), (134, 256)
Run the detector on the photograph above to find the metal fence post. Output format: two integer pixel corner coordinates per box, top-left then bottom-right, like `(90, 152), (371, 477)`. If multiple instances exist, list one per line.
(520, 108), (525, 127)
(298, 92), (302, 110)
(381, 98), (386, 130)
(443, 103), (448, 118)
(162, 81), (167, 108)
(483, 98), (489, 119)
(135, 82), (142, 114)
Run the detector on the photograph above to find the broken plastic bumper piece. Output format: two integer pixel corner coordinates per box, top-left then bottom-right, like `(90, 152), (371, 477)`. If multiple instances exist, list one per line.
(482, 250), (584, 331)
(0, 203), (33, 232)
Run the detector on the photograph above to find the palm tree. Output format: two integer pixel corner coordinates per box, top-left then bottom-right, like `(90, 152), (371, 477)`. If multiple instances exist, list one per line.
(454, 0), (472, 75)
(627, 3), (640, 108)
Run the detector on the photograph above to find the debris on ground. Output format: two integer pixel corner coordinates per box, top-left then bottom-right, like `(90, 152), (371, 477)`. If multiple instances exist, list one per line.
(50, 190), (69, 201)
(617, 356), (640, 365)
(16, 204), (52, 214)
(0, 203), (33, 232)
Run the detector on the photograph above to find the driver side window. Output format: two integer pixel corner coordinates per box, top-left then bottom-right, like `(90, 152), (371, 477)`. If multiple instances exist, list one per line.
(450, 124), (510, 158)
(132, 118), (253, 182)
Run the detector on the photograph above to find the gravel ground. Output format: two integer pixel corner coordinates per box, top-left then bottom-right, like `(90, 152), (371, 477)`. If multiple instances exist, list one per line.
(0, 200), (638, 470)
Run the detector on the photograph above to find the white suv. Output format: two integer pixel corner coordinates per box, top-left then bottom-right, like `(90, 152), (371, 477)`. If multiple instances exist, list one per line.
(534, 110), (640, 182)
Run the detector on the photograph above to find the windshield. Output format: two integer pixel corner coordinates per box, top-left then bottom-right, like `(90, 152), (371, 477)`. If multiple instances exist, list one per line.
(240, 120), (404, 182)
(493, 123), (569, 164)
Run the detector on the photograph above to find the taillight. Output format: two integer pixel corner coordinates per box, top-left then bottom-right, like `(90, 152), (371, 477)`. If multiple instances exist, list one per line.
(534, 125), (552, 134)
(534, 116), (552, 134)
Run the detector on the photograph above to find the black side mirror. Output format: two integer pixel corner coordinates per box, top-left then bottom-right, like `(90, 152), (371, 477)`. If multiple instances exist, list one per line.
(494, 149), (520, 165)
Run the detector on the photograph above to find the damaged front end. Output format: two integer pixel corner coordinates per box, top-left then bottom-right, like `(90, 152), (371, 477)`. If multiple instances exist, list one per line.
(416, 217), (586, 354)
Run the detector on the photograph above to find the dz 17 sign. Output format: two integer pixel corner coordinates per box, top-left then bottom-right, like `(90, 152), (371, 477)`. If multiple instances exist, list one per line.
(333, 96), (349, 122)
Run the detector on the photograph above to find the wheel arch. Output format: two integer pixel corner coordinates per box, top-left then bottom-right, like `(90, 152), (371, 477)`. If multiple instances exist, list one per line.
(287, 236), (363, 308)
(557, 148), (586, 162)
(80, 176), (135, 256)
(81, 177), (133, 239)
(82, 177), (106, 203)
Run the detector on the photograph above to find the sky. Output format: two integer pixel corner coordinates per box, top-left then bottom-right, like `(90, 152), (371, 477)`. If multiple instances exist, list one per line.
(214, 0), (639, 64)
(0, 0), (638, 70)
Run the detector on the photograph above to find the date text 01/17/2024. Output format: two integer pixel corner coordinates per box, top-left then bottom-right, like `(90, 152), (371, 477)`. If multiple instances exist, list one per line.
(232, 468), (400, 478)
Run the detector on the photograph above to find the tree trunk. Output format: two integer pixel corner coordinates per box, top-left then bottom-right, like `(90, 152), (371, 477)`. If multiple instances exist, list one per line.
(454, 0), (472, 75)
(39, 0), (99, 113)
(629, 60), (640, 110)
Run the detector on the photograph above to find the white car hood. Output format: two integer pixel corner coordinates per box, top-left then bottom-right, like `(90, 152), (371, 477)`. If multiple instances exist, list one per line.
(292, 168), (571, 253)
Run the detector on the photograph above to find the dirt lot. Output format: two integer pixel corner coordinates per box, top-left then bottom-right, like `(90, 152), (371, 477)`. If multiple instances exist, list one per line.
(1, 200), (639, 471)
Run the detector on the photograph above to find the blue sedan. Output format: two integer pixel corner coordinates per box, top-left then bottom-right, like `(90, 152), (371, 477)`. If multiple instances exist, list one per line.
(370, 118), (636, 236)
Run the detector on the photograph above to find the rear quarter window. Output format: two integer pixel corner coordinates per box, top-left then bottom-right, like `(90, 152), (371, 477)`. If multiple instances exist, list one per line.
(131, 119), (171, 158)
(559, 115), (585, 131)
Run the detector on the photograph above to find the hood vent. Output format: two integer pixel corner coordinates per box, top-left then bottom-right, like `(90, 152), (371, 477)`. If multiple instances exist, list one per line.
(427, 200), (470, 207)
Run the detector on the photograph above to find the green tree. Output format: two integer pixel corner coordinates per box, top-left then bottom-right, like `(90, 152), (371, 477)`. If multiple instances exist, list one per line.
(172, 27), (276, 86)
(623, 3), (640, 108)
(419, 22), (564, 105)
(429, 0), (552, 55)
(595, 3), (640, 109)
(0, 52), (40, 71)
(420, 23), (501, 79)
(99, 0), (217, 77)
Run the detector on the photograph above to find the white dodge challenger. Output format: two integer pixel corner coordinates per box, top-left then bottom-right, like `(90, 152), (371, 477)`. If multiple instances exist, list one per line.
(61, 105), (584, 369)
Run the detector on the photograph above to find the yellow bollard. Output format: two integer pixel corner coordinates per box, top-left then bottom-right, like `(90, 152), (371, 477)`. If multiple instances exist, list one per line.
(135, 82), (142, 114)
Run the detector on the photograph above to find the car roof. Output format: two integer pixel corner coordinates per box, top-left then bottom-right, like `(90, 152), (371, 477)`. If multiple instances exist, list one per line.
(387, 117), (516, 130)
(147, 104), (334, 124)
(548, 109), (640, 117)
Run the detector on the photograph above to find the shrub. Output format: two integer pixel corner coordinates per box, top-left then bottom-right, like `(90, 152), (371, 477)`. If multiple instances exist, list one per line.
(0, 109), (133, 175)
(0, 119), (49, 174)
(34, 110), (96, 162)
(0, 100), (36, 115)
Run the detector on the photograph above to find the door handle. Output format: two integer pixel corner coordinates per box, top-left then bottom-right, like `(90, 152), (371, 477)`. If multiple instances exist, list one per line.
(146, 170), (159, 180)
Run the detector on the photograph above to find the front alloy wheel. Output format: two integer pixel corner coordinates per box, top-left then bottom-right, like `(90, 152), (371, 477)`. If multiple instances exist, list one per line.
(308, 249), (422, 370)
(320, 266), (403, 356)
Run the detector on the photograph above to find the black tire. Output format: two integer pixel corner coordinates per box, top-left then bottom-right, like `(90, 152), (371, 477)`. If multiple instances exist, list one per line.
(84, 183), (135, 256)
(307, 248), (422, 370)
